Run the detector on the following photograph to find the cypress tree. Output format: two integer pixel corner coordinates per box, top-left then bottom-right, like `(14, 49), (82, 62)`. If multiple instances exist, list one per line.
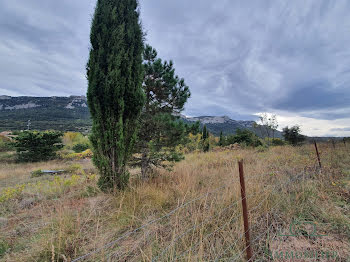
(87, 0), (145, 190)
(202, 125), (210, 152)
(202, 125), (208, 141)
(219, 131), (224, 146)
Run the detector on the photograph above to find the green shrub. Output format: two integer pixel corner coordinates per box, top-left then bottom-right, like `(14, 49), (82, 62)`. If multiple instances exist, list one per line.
(0, 239), (9, 258)
(65, 164), (83, 174)
(283, 126), (306, 146)
(72, 143), (90, 153)
(0, 136), (13, 152)
(31, 169), (44, 178)
(14, 131), (63, 162)
(271, 138), (286, 146)
(225, 129), (262, 147)
(256, 144), (269, 152)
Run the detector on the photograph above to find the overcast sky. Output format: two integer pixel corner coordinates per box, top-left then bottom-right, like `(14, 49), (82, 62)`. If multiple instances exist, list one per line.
(0, 0), (350, 137)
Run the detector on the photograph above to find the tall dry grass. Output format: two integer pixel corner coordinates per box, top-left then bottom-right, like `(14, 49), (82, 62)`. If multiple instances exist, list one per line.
(0, 142), (349, 261)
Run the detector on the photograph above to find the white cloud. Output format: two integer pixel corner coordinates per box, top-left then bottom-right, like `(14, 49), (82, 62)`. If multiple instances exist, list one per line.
(255, 111), (350, 137)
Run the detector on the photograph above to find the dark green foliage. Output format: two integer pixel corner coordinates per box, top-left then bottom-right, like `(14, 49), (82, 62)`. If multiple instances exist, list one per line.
(14, 131), (63, 162)
(0, 136), (13, 152)
(87, 0), (145, 190)
(135, 45), (191, 178)
(0, 96), (91, 132)
(202, 125), (210, 152)
(0, 239), (9, 258)
(218, 131), (225, 146)
(271, 138), (286, 146)
(31, 169), (44, 178)
(202, 125), (208, 140)
(283, 126), (306, 146)
(343, 137), (350, 143)
(225, 129), (262, 147)
(72, 143), (90, 153)
(185, 121), (201, 135)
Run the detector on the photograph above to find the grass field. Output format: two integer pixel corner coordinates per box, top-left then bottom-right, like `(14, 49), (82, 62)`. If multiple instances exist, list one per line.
(0, 143), (349, 261)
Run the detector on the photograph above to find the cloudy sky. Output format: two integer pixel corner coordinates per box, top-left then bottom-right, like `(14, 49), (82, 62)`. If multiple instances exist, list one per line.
(0, 0), (350, 137)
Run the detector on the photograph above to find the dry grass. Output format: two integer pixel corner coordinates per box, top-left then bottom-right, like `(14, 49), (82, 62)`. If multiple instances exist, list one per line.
(0, 143), (349, 261)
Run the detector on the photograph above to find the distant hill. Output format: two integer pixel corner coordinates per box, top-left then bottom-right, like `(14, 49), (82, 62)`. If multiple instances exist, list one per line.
(181, 115), (283, 138)
(0, 96), (283, 137)
(0, 96), (91, 132)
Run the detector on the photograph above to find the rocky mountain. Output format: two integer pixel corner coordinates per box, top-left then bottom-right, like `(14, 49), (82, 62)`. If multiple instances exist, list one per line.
(0, 96), (282, 137)
(0, 96), (91, 132)
(181, 115), (283, 138)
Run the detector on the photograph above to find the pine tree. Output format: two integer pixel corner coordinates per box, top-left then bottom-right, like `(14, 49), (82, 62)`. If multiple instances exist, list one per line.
(186, 121), (201, 135)
(14, 131), (63, 162)
(87, 0), (145, 190)
(134, 45), (191, 178)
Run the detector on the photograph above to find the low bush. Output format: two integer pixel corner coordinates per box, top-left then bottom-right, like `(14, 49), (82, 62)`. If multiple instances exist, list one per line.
(0, 135), (13, 152)
(72, 143), (90, 153)
(271, 138), (286, 146)
(225, 129), (262, 147)
(60, 149), (93, 161)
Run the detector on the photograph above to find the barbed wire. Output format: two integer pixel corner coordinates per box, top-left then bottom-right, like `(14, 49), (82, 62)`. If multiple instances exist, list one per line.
(72, 170), (289, 261)
(106, 184), (228, 261)
(173, 176), (283, 261)
(151, 195), (244, 261)
(229, 222), (275, 262)
(153, 173), (292, 261)
(213, 177), (293, 262)
(72, 180), (237, 262)
(107, 171), (279, 261)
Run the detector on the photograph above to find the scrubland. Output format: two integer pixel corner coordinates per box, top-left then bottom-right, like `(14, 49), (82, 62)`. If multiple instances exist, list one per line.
(0, 143), (349, 261)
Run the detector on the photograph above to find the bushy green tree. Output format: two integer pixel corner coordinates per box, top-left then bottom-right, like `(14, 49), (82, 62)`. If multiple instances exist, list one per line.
(87, 0), (145, 190)
(72, 143), (90, 153)
(226, 129), (262, 147)
(186, 121), (201, 135)
(218, 131), (225, 146)
(14, 131), (63, 162)
(282, 126), (306, 146)
(134, 45), (190, 178)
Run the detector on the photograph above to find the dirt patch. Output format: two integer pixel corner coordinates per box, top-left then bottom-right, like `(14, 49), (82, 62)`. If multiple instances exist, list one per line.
(269, 235), (350, 261)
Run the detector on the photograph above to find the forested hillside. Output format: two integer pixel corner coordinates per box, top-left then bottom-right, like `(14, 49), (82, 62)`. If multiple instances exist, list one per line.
(0, 96), (91, 132)
(0, 96), (284, 137)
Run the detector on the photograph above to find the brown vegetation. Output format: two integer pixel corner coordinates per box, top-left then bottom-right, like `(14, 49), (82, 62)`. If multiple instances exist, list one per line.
(0, 143), (349, 261)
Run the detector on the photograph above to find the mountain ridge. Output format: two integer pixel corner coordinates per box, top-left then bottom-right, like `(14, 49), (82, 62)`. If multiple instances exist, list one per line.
(0, 96), (282, 137)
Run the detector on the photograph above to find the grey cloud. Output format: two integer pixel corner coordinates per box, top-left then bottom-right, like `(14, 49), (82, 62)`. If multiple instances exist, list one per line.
(330, 127), (350, 132)
(0, 0), (350, 133)
(141, 0), (350, 120)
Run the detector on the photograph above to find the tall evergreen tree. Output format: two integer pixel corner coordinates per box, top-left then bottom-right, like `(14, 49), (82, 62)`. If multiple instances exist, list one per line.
(134, 45), (191, 178)
(87, 0), (145, 190)
(202, 125), (208, 140)
(219, 131), (225, 146)
(202, 125), (210, 152)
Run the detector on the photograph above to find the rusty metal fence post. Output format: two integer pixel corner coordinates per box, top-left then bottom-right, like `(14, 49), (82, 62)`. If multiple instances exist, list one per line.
(238, 160), (253, 261)
(314, 141), (322, 169)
